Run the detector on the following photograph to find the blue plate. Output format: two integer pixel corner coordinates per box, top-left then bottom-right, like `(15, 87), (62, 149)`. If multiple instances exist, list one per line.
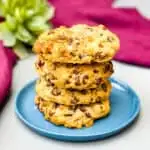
(15, 78), (140, 142)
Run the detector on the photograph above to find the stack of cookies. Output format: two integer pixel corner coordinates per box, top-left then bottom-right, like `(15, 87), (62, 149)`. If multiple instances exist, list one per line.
(33, 24), (120, 128)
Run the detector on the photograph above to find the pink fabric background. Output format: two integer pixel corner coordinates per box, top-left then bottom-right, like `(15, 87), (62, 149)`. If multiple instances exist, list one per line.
(0, 0), (150, 106)
(0, 42), (17, 106)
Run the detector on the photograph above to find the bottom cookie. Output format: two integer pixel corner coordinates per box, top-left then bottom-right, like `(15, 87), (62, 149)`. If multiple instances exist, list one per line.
(35, 96), (110, 128)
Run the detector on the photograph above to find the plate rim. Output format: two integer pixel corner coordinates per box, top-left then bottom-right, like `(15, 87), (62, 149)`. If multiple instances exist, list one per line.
(15, 77), (140, 140)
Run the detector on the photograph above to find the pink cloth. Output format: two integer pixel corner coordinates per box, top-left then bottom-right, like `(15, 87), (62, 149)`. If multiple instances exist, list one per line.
(50, 0), (150, 67)
(0, 41), (17, 106)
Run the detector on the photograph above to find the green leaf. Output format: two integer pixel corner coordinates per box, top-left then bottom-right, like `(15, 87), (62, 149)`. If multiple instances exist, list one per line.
(13, 41), (31, 59)
(20, 8), (26, 20)
(15, 25), (33, 44)
(3, 0), (11, 15)
(10, 0), (18, 10)
(0, 10), (3, 17)
(0, 1), (4, 17)
(35, 0), (47, 14)
(26, 16), (50, 33)
(28, 35), (36, 45)
(6, 15), (17, 31)
(26, 0), (36, 8)
(43, 6), (55, 21)
(24, 9), (35, 19)
(0, 23), (16, 47)
(14, 7), (23, 23)
(0, 0), (54, 50)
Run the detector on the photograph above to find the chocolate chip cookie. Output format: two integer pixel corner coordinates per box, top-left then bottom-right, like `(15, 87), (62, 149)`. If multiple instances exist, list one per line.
(35, 96), (110, 128)
(35, 77), (112, 106)
(35, 56), (113, 90)
(33, 24), (120, 64)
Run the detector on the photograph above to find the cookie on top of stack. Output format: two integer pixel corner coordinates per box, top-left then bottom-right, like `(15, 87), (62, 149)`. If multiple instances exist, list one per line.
(33, 24), (120, 128)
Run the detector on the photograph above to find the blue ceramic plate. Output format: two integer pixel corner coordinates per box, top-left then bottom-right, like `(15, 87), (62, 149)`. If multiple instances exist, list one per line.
(15, 78), (140, 142)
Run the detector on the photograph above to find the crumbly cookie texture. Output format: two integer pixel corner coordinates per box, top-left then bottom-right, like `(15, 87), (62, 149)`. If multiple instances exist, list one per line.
(33, 24), (120, 64)
(35, 56), (113, 90)
(35, 96), (110, 128)
(35, 77), (112, 106)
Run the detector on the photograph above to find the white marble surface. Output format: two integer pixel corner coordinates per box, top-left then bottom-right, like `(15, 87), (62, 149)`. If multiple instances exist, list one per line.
(0, 0), (150, 149)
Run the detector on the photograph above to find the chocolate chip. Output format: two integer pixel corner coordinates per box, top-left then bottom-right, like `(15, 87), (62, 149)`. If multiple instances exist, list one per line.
(79, 54), (82, 59)
(81, 90), (87, 94)
(79, 107), (86, 112)
(64, 114), (73, 116)
(100, 105), (104, 111)
(107, 36), (114, 42)
(71, 99), (76, 104)
(96, 78), (102, 85)
(96, 96), (102, 102)
(66, 64), (71, 68)
(93, 69), (99, 73)
(46, 79), (54, 86)
(64, 80), (69, 85)
(91, 98), (94, 102)
(99, 43), (104, 48)
(71, 96), (79, 104)
(85, 112), (92, 118)
(48, 51), (51, 54)
(39, 97), (44, 101)
(51, 87), (61, 96)
(49, 111), (54, 116)
(68, 75), (72, 78)
(67, 64), (75, 68)
(106, 62), (113, 73)
(82, 75), (89, 84)
(79, 54), (87, 59)
(79, 54), (86, 59)
(69, 88), (76, 92)
(70, 52), (76, 56)
(51, 74), (57, 80)
(99, 101), (103, 104)
(101, 83), (107, 92)
(73, 105), (78, 111)
(95, 52), (103, 60)
(69, 105), (75, 111)
(75, 76), (81, 86)
(54, 103), (59, 108)
(103, 63), (111, 73)
(72, 69), (79, 74)
(37, 60), (44, 67)
(68, 38), (73, 45)
(100, 33), (103, 36)
(76, 41), (80, 46)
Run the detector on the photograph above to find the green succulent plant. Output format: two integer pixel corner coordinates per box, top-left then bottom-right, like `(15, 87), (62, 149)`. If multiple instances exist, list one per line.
(0, 0), (54, 58)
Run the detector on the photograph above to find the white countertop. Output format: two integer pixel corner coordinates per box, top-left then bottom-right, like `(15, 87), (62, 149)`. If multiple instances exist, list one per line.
(0, 0), (150, 149)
